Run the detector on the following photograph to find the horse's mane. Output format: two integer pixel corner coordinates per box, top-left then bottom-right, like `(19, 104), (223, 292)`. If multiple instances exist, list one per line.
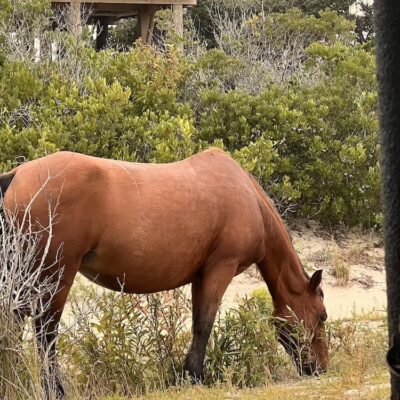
(246, 172), (310, 281)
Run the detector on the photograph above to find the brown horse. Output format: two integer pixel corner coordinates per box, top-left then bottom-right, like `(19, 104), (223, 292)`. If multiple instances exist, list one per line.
(0, 149), (328, 398)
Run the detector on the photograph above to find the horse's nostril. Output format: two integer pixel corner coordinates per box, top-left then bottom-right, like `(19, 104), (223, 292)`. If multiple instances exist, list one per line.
(300, 361), (322, 376)
(303, 364), (314, 376)
(318, 366), (327, 375)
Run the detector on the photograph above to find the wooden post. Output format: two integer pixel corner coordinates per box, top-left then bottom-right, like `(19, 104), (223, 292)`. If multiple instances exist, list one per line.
(68, 1), (82, 38)
(172, 4), (183, 38)
(96, 17), (109, 50)
(34, 37), (41, 63)
(137, 5), (157, 44)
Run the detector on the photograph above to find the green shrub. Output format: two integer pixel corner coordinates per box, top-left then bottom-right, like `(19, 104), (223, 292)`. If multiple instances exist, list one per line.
(59, 283), (388, 396)
(206, 289), (292, 386)
(59, 284), (192, 396)
(60, 286), (295, 395)
(0, 3), (381, 228)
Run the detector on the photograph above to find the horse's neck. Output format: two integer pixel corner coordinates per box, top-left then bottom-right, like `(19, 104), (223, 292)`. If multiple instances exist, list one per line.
(258, 215), (308, 310)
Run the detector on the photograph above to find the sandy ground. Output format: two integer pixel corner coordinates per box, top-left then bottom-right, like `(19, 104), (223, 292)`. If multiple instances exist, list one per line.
(222, 225), (386, 320)
(65, 225), (387, 322)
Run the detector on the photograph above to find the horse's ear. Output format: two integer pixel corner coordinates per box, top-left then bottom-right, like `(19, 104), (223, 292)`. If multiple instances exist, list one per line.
(309, 269), (323, 292)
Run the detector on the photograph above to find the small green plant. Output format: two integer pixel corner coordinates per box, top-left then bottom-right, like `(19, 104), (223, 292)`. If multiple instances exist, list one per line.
(206, 289), (293, 386)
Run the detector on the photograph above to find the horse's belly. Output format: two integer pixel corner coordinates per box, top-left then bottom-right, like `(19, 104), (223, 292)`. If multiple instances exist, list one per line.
(79, 248), (202, 293)
(78, 267), (193, 293)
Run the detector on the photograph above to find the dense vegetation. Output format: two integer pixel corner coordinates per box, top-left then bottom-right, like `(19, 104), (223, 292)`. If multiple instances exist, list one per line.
(0, 1), (379, 227)
(0, 2), (386, 399)
(59, 283), (388, 398)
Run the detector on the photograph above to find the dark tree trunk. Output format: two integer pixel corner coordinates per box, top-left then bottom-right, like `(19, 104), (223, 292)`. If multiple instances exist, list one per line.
(375, 2), (400, 399)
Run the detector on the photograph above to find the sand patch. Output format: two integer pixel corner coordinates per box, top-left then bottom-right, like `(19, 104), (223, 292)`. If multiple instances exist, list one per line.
(222, 226), (386, 320)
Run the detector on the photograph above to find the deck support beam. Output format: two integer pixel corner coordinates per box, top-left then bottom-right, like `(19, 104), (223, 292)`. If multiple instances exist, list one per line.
(96, 16), (110, 50)
(137, 5), (158, 44)
(67, 2), (82, 37)
(172, 4), (183, 38)
(52, 1), (196, 48)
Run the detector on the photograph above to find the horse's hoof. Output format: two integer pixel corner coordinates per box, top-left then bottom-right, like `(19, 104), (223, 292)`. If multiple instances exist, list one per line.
(182, 368), (204, 385)
(55, 383), (65, 399)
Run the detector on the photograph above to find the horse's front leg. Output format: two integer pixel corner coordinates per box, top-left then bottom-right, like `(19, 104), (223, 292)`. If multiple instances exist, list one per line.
(183, 259), (238, 382)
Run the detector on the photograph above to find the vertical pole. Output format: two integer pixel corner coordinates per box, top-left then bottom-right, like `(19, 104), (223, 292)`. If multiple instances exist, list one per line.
(140, 10), (151, 43)
(137, 6), (157, 44)
(34, 37), (40, 63)
(172, 4), (184, 38)
(50, 15), (59, 62)
(375, 1), (400, 399)
(51, 42), (58, 61)
(68, 1), (82, 38)
(96, 17), (109, 50)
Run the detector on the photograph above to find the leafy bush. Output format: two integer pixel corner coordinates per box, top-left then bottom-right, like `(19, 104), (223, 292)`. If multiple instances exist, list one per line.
(0, 1), (381, 228)
(60, 286), (294, 395)
(59, 284), (192, 396)
(206, 289), (292, 386)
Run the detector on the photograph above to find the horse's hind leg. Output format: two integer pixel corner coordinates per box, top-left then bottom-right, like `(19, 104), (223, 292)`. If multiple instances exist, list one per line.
(36, 314), (64, 400)
(35, 264), (79, 400)
(183, 259), (238, 381)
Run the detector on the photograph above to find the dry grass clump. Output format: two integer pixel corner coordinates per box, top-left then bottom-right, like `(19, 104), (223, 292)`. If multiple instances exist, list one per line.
(0, 201), (63, 400)
(332, 250), (351, 286)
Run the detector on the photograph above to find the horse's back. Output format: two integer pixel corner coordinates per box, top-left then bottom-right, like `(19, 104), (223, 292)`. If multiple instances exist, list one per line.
(3, 150), (266, 292)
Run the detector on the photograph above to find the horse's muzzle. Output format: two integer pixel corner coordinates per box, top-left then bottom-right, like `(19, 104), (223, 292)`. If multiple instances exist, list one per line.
(300, 362), (327, 376)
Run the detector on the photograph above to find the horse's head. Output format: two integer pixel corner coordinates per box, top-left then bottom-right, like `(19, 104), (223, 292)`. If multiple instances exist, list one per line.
(272, 269), (328, 376)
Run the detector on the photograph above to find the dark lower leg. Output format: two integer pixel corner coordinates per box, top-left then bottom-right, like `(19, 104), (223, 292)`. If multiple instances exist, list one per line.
(183, 262), (237, 381)
(35, 316), (64, 400)
(183, 314), (214, 380)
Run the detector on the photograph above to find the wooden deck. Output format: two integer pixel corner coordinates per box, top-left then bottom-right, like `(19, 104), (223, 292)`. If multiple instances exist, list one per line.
(52, 0), (196, 18)
(51, 0), (197, 47)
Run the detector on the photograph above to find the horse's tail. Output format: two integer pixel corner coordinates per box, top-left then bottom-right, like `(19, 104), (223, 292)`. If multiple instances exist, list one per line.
(0, 170), (16, 235)
(0, 171), (16, 198)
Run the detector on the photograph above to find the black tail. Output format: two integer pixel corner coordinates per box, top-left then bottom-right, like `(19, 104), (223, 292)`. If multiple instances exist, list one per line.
(0, 171), (15, 199)
(0, 171), (16, 231)
(0, 171), (16, 243)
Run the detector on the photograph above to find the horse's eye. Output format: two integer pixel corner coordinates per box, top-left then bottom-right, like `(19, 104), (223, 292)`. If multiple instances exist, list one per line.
(320, 312), (328, 323)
